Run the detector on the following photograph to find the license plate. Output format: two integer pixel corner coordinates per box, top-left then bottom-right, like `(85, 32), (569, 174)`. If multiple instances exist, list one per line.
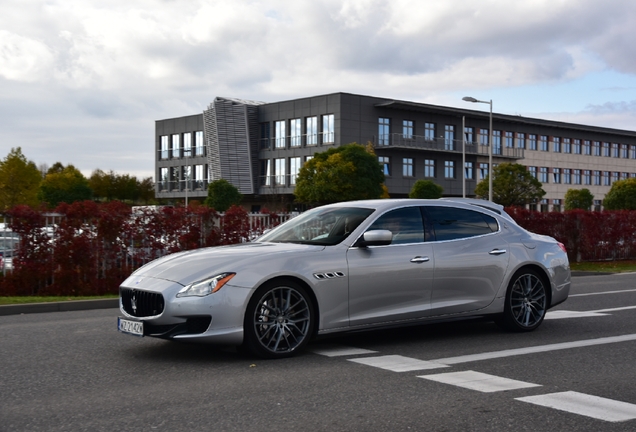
(118, 317), (144, 337)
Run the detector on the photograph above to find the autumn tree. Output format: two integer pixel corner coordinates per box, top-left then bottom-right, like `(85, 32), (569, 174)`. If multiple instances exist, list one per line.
(38, 164), (92, 208)
(474, 163), (545, 207)
(204, 179), (242, 211)
(295, 143), (385, 205)
(0, 147), (42, 210)
(603, 178), (636, 210)
(409, 180), (443, 199)
(564, 188), (594, 211)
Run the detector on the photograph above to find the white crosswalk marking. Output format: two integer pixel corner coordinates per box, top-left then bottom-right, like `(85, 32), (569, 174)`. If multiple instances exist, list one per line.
(517, 391), (636, 422)
(310, 345), (378, 357)
(418, 370), (541, 393)
(348, 355), (450, 372)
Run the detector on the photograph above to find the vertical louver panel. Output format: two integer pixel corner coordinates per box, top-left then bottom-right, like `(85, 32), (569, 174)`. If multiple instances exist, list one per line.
(203, 97), (264, 195)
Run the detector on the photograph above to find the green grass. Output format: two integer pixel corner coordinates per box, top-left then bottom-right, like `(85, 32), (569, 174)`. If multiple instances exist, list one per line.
(570, 260), (636, 273)
(0, 295), (117, 306)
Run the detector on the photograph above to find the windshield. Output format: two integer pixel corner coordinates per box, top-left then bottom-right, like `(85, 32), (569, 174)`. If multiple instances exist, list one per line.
(257, 207), (374, 246)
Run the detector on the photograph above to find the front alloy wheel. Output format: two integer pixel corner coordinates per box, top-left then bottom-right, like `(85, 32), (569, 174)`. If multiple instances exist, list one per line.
(243, 280), (314, 358)
(499, 269), (547, 332)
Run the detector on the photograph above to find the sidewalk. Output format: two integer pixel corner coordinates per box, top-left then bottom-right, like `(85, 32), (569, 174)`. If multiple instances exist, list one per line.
(0, 298), (119, 316)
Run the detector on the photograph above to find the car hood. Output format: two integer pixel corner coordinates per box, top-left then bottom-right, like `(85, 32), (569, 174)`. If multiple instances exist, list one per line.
(128, 242), (325, 286)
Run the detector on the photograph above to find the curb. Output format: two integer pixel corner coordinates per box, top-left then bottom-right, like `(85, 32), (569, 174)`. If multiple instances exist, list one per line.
(0, 299), (119, 317)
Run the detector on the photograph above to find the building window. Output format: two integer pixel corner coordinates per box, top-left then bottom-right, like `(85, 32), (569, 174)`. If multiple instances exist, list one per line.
(171, 167), (180, 190)
(182, 165), (191, 190)
(275, 158), (286, 185)
(631, 145), (636, 159)
(464, 127), (474, 143)
(403, 158), (414, 177)
(183, 132), (192, 157)
(563, 168), (571, 184)
(593, 170), (601, 185)
(444, 161), (455, 179)
(290, 157), (301, 185)
(379, 117), (390, 145)
(540, 199), (549, 213)
(194, 165), (205, 190)
(611, 172), (619, 184)
(552, 137), (561, 153)
(563, 138), (571, 153)
(583, 140), (591, 156)
(425, 123), (435, 140)
(553, 168), (561, 184)
(540, 135), (548, 151)
(195, 131), (204, 156)
(306, 117), (317, 145)
(505, 131), (514, 148)
(603, 142), (610, 157)
(528, 134), (537, 151)
(612, 143), (619, 158)
(290, 118), (301, 147)
(479, 163), (489, 180)
(159, 167), (169, 191)
(172, 134), (180, 158)
(259, 123), (271, 150)
(160, 135), (169, 159)
(275, 121), (286, 149)
(539, 167), (548, 183)
(492, 130), (502, 155)
(403, 120), (413, 139)
(262, 159), (271, 186)
(622, 172), (629, 180)
(573, 139), (581, 154)
(479, 129), (489, 146)
(603, 171), (610, 186)
(465, 162), (474, 180)
(445, 125), (455, 150)
(322, 114), (335, 144)
(622, 144), (629, 158)
(528, 166), (537, 179)
(516, 133), (525, 149)
(583, 170), (591, 185)
(424, 159), (435, 177)
(593, 141), (601, 156)
(553, 199), (562, 212)
(593, 200), (602, 211)
(573, 169), (581, 184)
(379, 156), (390, 176)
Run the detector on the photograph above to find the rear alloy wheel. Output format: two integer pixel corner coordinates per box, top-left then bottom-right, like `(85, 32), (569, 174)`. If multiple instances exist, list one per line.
(499, 269), (547, 332)
(243, 280), (315, 358)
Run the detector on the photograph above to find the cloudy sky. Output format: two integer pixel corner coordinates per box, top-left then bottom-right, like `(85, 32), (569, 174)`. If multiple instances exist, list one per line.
(2, 0), (636, 180)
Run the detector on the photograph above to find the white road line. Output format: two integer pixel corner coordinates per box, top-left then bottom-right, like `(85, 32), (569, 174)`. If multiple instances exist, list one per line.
(310, 346), (378, 357)
(429, 334), (636, 365)
(570, 289), (636, 297)
(517, 391), (636, 422)
(545, 310), (609, 319)
(418, 371), (540, 393)
(348, 355), (450, 372)
(594, 305), (636, 313)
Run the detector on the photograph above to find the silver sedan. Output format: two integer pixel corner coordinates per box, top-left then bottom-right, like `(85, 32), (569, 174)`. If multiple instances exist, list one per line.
(118, 199), (571, 358)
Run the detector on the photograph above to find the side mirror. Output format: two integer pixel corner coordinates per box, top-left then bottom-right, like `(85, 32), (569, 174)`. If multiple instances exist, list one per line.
(355, 229), (393, 247)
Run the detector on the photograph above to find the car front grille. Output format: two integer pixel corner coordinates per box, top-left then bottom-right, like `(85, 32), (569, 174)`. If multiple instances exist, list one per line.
(120, 287), (165, 317)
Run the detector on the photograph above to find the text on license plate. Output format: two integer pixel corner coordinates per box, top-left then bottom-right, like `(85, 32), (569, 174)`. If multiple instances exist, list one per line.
(118, 317), (144, 337)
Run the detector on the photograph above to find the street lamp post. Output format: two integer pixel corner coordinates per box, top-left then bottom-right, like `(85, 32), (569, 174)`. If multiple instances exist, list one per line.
(462, 96), (493, 202)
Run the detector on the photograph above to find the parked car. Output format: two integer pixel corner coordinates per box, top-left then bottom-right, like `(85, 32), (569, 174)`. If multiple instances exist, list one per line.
(118, 199), (571, 358)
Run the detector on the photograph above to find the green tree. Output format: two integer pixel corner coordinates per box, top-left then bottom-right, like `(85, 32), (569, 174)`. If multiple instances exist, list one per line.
(204, 179), (242, 211)
(137, 177), (155, 204)
(38, 164), (92, 208)
(564, 188), (594, 211)
(603, 178), (636, 210)
(474, 163), (545, 207)
(0, 147), (42, 210)
(295, 143), (385, 204)
(409, 179), (443, 199)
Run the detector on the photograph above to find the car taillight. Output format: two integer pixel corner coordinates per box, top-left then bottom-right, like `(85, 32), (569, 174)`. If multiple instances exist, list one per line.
(557, 242), (567, 253)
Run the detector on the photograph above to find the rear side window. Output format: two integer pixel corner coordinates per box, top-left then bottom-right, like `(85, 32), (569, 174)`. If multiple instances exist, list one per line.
(425, 206), (499, 241)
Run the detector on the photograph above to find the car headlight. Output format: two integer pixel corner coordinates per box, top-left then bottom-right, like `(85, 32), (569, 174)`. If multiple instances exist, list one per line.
(176, 273), (236, 297)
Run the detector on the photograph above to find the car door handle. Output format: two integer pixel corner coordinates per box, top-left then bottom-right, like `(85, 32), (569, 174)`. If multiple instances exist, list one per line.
(489, 249), (507, 256)
(410, 256), (430, 263)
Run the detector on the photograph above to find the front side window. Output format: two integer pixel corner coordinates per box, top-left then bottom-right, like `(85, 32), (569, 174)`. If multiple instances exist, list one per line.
(275, 121), (286, 149)
(379, 118), (390, 145)
(290, 119), (301, 147)
(403, 158), (414, 177)
(306, 117), (317, 145)
(367, 207), (425, 245)
(425, 159), (435, 178)
(426, 206), (498, 241)
(322, 114), (335, 144)
(379, 156), (390, 176)
(403, 120), (413, 139)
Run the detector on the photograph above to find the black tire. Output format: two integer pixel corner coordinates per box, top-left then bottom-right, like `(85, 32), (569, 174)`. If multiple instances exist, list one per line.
(497, 268), (548, 332)
(242, 280), (315, 359)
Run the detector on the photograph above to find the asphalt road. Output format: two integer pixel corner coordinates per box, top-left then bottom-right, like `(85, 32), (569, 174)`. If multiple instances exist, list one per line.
(1, 274), (636, 432)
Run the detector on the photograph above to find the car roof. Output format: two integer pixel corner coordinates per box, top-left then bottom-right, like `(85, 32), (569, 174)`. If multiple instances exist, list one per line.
(323, 198), (508, 218)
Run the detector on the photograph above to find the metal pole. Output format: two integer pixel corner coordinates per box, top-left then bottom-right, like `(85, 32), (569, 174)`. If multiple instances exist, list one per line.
(462, 116), (466, 198)
(488, 100), (493, 202)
